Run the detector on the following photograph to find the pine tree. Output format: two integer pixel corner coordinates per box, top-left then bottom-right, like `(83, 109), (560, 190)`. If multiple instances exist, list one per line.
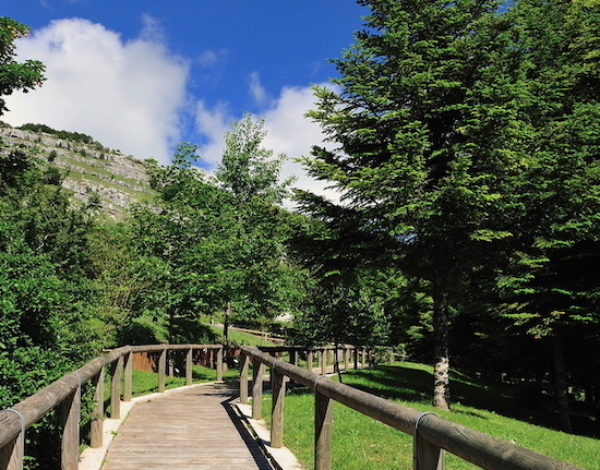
(299, 0), (524, 409)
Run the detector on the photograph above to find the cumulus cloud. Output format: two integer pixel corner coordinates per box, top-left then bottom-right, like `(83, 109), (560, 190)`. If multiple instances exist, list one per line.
(194, 83), (341, 203)
(3, 18), (189, 164)
(195, 100), (232, 165)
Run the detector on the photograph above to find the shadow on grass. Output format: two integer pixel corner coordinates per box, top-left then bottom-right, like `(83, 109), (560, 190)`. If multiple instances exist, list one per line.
(285, 364), (559, 428)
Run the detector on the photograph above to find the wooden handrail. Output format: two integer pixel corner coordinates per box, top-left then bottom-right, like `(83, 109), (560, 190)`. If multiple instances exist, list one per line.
(240, 346), (581, 470)
(0, 343), (224, 469)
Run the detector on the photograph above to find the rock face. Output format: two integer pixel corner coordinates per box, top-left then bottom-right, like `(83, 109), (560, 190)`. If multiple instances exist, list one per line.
(0, 125), (155, 218)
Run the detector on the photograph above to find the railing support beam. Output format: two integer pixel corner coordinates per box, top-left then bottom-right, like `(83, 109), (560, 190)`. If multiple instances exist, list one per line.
(217, 347), (223, 382)
(90, 368), (104, 448)
(110, 356), (123, 419)
(240, 353), (250, 404)
(315, 387), (333, 470)
(186, 348), (193, 386)
(271, 368), (285, 448)
(59, 385), (80, 470)
(0, 433), (23, 470)
(158, 348), (167, 393)
(252, 359), (265, 419)
(123, 352), (133, 402)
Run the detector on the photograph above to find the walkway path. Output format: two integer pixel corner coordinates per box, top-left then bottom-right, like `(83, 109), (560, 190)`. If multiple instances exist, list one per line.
(101, 383), (272, 470)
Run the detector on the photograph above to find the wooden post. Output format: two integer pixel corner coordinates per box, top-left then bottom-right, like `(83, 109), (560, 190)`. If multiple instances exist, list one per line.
(321, 349), (326, 375)
(271, 368), (286, 448)
(0, 427), (23, 470)
(110, 356), (123, 419)
(414, 415), (444, 470)
(90, 368), (104, 448)
(217, 347), (223, 381)
(344, 348), (349, 371)
(315, 388), (333, 470)
(59, 385), (81, 470)
(354, 348), (359, 369)
(123, 352), (133, 402)
(158, 348), (166, 393)
(252, 359), (265, 419)
(186, 348), (193, 386)
(290, 350), (297, 366)
(307, 350), (313, 372)
(240, 353), (250, 404)
(361, 348), (367, 369)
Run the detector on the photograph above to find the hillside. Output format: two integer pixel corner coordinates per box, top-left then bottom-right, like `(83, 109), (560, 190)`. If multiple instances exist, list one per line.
(0, 122), (155, 218)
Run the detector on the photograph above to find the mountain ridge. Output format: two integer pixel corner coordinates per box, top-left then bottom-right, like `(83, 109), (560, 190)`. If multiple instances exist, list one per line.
(0, 122), (155, 218)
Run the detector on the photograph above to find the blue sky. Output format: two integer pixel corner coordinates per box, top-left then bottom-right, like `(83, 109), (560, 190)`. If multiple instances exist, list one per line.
(2, 0), (367, 197)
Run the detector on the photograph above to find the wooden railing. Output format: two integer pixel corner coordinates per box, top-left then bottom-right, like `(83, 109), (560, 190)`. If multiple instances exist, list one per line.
(240, 346), (581, 470)
(0, 344), (223, 470)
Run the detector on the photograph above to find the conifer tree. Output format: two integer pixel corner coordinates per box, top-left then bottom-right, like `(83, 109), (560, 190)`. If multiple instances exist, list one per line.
(299, 0), (523, 409)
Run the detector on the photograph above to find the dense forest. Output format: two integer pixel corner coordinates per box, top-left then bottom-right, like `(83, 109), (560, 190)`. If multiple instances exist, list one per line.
(1, 0), (599, 464)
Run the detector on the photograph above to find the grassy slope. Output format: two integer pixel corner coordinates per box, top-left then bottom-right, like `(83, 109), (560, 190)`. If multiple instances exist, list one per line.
(208, 325), (276, 346)
(105, 365), (239, 403)
(262, 362), (598, 469)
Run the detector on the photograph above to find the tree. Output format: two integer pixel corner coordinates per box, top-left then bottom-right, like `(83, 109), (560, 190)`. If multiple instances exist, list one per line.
(0, 17), (45, 115)
(492, 0), (600, 431)
(298, 0), (524, 410)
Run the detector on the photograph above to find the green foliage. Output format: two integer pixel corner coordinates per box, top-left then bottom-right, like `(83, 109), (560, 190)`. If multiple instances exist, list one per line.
(0, 150), (104, 469)
(17, 123), (96, 145)
(0, 18), (45, 116)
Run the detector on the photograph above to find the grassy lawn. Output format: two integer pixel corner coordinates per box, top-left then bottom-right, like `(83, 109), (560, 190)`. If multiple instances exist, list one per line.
(208, 324), (276, 346)
(104, 364), (239, 402)
(261, 362), (598, 469)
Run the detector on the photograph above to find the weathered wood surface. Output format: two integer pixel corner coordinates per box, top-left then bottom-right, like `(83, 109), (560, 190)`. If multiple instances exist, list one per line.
(102, 383), (272, 470)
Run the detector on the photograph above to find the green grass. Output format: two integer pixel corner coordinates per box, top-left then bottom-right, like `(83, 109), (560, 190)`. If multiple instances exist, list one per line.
(261, 362), (598, 469)
(104, 364), (239, 402)
(208, 325), (276, 346)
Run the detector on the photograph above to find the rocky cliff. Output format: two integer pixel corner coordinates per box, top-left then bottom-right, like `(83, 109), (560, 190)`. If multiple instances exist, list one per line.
(0, 123), (155, 218)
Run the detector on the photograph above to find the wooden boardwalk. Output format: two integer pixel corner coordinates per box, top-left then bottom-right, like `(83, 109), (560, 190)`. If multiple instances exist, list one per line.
(102, 383), (272, 470)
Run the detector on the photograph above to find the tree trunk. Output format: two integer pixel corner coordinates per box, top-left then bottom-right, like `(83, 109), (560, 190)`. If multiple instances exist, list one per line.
(552, 334), (572, 432)
(432, 273), (450, 411)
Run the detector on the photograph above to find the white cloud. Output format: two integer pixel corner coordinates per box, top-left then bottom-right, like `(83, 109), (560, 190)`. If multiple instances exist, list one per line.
(194, 100), (232, 165)
(197, 49), (226, 68)
(3, 18), (189, 164)
(194, 83), (341, 204)
(248, 71), (268, 105)
(262, 84), (341, 204)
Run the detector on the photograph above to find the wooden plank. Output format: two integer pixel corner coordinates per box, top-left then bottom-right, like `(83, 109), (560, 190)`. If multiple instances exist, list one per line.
(102, 384), (272, 470)
(90, 369), (104, 448)
(271, 369), (285, 448)
(315, 389), (332, 470)
(59, 385), (80, 470)
(306, 351), (313, 372)
(110, 356), (123, 419)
